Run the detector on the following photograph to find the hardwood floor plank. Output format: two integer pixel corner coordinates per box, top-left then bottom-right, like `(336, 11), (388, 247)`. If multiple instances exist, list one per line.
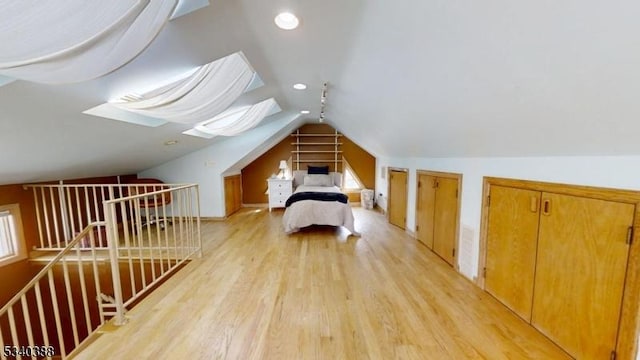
(77, 207), (570, 359)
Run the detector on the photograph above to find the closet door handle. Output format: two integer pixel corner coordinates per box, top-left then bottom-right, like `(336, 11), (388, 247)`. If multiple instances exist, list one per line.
(542, 199), (551, 216)
(530, 196), (539, 213)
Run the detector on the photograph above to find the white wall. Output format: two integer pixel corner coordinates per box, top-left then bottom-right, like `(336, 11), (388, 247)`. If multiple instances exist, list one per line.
(139, 115), (301, 217)
(376, 155), (640, 280)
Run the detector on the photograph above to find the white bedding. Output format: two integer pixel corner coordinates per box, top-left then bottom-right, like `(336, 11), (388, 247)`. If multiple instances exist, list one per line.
(282, 185), (359, 236)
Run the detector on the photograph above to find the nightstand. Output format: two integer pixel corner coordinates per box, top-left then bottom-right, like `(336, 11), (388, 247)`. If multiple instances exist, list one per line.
(267, 178), (293, 211)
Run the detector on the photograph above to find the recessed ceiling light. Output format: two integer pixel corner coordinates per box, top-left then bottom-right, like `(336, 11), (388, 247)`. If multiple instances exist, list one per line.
(300, 110), (310, 114)
(164, 140), (178, 146)
(293, 83), (307, 90)
(274, 12), (299, 30)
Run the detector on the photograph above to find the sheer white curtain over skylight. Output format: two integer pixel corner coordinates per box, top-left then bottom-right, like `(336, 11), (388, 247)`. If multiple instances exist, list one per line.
(0, 0), (178, 84)
(112, 52), (256, 124)
(184, 98), (281, 138)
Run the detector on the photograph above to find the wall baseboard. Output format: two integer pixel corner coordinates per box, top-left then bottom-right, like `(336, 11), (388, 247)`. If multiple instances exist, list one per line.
(242, 203), (268, 208)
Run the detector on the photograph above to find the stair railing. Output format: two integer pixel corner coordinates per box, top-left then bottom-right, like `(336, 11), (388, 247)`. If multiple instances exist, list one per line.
(0, 223), (108, 359)
(2, 183), (202, 358)
(102, 183), (202, 325)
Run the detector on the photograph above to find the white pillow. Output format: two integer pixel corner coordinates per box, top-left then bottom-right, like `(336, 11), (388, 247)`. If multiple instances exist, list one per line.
(293, 170), (307, 187)
(303, 174), (333, 187)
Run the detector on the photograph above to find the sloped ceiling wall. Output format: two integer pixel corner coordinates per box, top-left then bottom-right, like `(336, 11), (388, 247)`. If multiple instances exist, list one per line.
(138, 113), (304, 216)
(4, 1), (640, 186)
(241, 123), (376, 204)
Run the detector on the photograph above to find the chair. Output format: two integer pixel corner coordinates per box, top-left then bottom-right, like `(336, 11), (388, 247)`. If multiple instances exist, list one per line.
(129, 178), (172, 229)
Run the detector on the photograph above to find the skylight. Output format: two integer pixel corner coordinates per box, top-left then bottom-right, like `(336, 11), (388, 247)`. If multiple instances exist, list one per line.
(84, 52), (263, 129)
(184, 98), (281, 138)
(111, 52), (257, 124)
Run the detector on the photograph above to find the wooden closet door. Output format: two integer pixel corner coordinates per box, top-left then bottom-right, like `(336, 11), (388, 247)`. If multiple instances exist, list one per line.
(388, 170), (408, 229)
(532, 193), (634, 359)
(224, 175), (241, 216)
(416, 174), (436, 249)
(484, 185), (540, 322)
(432, 177), (458, 265)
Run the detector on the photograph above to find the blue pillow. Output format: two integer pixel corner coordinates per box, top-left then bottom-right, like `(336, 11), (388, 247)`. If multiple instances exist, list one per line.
(308, 165), (329, 175)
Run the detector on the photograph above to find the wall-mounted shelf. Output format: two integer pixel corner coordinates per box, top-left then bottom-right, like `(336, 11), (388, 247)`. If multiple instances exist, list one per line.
(290, 134), (343, 137)
(291, 130), (342, 171)
(291, 142), (343, 146)
(295, 160), (343, 163)
(292, 150), (343, 154)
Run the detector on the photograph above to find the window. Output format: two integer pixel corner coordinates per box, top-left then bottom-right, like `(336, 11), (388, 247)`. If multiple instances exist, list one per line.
(0, 204), (26, 266)
(343, 168), (361, 189)
(342, 160), (364, 190)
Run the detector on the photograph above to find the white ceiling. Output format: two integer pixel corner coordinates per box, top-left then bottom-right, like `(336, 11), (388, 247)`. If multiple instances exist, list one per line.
(2, 0), (640, 185)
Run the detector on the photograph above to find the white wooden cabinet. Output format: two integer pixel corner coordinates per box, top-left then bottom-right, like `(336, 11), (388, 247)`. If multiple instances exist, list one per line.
(267, 178), (293, 211)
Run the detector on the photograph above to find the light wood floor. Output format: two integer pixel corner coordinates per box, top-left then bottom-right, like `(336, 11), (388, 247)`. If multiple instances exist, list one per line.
(77, 207), (570, 359)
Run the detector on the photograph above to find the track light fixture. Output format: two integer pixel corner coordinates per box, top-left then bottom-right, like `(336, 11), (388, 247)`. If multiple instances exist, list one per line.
(319, 82), (328, 123)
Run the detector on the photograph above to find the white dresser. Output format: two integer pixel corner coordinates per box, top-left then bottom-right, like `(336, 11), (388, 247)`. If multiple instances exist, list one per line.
(267, 178), (293, 211)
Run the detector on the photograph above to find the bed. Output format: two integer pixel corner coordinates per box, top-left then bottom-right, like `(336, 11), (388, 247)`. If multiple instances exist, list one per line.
(282, 169), (359, 236)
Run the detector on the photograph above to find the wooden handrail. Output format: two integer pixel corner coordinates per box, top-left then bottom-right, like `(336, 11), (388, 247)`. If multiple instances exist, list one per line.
(103, 183), (197, 203)
(3, 183), (202, 358)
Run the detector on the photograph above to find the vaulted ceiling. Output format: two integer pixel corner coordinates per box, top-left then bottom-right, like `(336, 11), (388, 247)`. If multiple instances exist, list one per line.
(2, 0), (639, 185)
